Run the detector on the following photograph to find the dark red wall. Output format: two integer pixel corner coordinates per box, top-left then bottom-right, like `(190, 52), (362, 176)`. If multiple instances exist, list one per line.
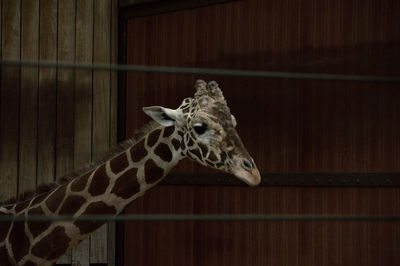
(123, 0), (400, 265)
(125, 186), (400, 266)
(125, 0), (400, 174)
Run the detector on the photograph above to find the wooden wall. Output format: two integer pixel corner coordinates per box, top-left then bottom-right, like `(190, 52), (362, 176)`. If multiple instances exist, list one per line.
(125, 0), (400, 174)
(123, 0), (400, 265)
(0, 0), (118, 265)
(125, 186), (400, 266)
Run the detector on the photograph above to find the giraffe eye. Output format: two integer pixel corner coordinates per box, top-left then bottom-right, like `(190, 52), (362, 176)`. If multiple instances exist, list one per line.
(193, 123), (208, 135)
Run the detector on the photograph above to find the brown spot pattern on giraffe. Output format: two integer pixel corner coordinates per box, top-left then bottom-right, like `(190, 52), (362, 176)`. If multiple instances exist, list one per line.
(9, 221), (30, 262)
(147, 129), (161, 147)
(180, 137), (186, 151)
(59, 195), (86, 215)
(208, 150), (218, 162)
(187, 152), (195, 160)
(198, 142), (208, 156)
(46, 185), (67, 213)
(109, 152), (129, 174)
(31, 226), (71, 260)
(154, 143), (173, 162)
(216, 162), (225, 168)
(205, 160), (216, 168)
(0, 246), (13, 265)
(130, 138), (147, 162)
(162, 126), (175, 138)
(220, 151), (227, 162)
(111, 167), (140, 199)
(144, 159), (164, 184)
(27, 206), (51, 238)
(71, 171), (91, 192)
(74, 202), (117, 234)
(182, 106), (190, 113)
(15, 200), (30, 213)
(22, 261), (36, 266)
(88, 165), (110, 197)
(187, 137), (194, 147)
(189, 149), (202, 160)
(31, 192), (48, 206)
(171, 138), (180, 151)
(0, 213), (11, 242)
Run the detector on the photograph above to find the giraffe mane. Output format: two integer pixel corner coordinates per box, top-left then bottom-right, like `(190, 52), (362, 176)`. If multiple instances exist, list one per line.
(0, 120), (161, 206)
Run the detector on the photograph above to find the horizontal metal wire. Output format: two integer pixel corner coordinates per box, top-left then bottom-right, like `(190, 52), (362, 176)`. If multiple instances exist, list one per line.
(1, 59), (399, 83)
(0, 214), (399, 222)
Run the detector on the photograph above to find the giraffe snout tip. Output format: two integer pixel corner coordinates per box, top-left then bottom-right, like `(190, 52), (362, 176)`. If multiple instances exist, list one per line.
(232, 159), (261, 186)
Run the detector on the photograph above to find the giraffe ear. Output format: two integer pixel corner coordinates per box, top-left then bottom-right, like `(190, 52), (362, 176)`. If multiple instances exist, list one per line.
(143, 106), (184, 127)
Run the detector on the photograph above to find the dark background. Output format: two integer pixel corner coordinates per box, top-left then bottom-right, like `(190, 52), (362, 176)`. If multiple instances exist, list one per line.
(122, 0), (400, 265)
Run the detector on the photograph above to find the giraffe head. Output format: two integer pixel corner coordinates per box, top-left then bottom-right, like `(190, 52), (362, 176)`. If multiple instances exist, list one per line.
(143, 80), (261, 186)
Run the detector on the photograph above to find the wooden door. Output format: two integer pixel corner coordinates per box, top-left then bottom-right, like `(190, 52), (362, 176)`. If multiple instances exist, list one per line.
(122, 0), (400, 265)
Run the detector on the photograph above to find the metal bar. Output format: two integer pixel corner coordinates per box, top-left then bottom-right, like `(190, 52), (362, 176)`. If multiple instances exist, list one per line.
(1, 214), (399, 222)
(1, 59), (399, 83)
(119, 0), (239, 19)
(162, 173), (400, 187)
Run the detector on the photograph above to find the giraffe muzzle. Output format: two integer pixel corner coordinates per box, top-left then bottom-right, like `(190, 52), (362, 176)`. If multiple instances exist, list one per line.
(232, 157), (261, 186)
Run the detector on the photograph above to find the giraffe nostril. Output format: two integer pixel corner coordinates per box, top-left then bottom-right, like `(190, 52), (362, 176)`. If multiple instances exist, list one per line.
(242, 159), (254, 170)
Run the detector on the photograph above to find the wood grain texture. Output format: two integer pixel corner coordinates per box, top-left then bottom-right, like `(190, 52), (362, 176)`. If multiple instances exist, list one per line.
(0, 0), (20, 201)
(19, 0), (39, 195)
(37, 0), (57, 185)
(125, 185), (400, 266)
(91, 0), (111, 263)
(0, 0), (117, 264)
(56, 0), (76, 180)
(73, 0), (93, 264)
(108, 1), (119, 265)
(124, 0), (400, 265)
(110, 0), (119, 148)
(126, 0), (400, 174)
(56, 1), (76, 263)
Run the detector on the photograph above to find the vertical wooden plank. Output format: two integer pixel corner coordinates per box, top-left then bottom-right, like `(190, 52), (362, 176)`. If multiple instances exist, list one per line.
(126, 18), (146, 137)
(37, 0), (57, 185)
(0, 1), (1, 162)
(91, 0), (111, 263)
(72, 0), (93, 264)
(56, 0), (76, 264)
(0, 0), (1, 71)
(0, 0), (1, 91)
(109, 0), (118, 147)
(56, 0), (75, 180)
(0, 0), (20, 201)
(108, 0), (119, 265)
(19, 0), (39, 195)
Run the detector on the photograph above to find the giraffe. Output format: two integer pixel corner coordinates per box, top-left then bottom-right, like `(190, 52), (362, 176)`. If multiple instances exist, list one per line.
(0, 79), (261, 265)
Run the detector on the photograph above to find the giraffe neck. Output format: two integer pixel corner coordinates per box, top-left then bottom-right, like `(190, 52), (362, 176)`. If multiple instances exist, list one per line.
(0, 125), (183, 265)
